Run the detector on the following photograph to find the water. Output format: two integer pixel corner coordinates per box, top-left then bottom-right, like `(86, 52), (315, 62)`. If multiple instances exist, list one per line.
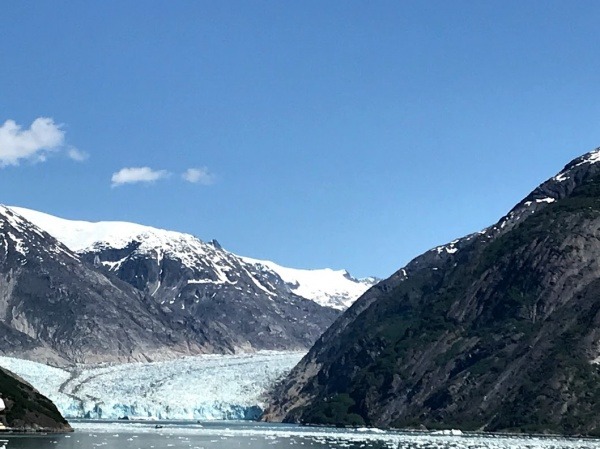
(3, 420), (600, 449)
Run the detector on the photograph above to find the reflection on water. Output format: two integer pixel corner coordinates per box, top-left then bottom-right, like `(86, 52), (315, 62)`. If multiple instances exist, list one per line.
(3, 420), (600, 449)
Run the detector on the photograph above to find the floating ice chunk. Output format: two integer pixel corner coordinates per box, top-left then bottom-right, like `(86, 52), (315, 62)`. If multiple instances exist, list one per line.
(432, 429), (463, 436)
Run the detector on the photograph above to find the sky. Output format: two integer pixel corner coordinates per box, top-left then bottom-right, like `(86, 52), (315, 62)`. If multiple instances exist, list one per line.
(2, 1), (600, 278)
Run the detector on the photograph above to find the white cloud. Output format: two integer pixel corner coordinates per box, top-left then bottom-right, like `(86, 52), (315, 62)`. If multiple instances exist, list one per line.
(182, 167), (215, 185)
(0, 117), (85, 166)
(111, 167), (170, 187)
(67, 147), (89, 161)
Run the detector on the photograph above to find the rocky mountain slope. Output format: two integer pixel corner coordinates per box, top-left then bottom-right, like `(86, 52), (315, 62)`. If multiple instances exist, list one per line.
(265, 148), (600, 436)
(0, 205), (206, 364)
(0, 365), (71, 431)
(0, 206), (373, 364)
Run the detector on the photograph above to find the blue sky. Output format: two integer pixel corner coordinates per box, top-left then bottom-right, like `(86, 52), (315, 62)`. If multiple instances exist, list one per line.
(2, 1), (600, 278)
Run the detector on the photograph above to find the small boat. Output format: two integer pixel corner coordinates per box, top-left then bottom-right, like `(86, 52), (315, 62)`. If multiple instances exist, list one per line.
(154, 424), (164, 429)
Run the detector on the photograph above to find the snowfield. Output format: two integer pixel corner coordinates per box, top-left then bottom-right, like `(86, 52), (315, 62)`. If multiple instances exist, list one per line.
(241, 256), (377, 309)
(0, 351), (304, 420)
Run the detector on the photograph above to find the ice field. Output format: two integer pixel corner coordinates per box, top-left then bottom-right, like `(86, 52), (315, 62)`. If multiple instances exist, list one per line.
(0, 351), (304, 420)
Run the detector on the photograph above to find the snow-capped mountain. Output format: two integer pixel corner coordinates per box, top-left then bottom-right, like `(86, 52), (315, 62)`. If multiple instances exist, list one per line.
(0, 206), (375, 364)
(11, 207), (376, 310)
(0, 205), (196, 365)
(241, 257), (377, 310)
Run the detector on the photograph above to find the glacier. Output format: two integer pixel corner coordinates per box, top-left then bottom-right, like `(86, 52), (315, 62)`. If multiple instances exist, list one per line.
(0, 351), (304, 420)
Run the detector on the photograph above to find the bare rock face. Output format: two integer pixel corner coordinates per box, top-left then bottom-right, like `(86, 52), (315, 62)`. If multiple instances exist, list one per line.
(265, 148), (600, 436)
(78, 239), (339, 354)
(0, 366), (71, 431)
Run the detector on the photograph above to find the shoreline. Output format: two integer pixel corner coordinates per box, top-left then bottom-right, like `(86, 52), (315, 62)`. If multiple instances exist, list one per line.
(0, 427), (74, 434)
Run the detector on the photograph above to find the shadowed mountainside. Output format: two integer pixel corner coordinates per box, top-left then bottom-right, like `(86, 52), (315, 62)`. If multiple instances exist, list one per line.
(265, 148), (600, 436)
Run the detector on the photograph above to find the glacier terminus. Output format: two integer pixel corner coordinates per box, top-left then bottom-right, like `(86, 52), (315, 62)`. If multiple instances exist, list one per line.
(0, 351), (304, 420)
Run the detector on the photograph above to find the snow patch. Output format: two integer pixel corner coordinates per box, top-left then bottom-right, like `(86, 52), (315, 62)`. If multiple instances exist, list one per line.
(240, 257), (376, 309)
(434, 239), (459, 255)
(6, 231), (27, 256)
(535, 197), (555, 204)
(553, 172), (569, 182)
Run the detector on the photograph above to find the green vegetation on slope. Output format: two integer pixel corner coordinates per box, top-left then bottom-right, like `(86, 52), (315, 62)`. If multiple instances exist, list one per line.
(289, 174), (600, 436)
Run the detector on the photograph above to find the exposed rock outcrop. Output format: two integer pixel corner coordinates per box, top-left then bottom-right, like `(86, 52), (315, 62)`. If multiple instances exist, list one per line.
(0, 366), (71, 431)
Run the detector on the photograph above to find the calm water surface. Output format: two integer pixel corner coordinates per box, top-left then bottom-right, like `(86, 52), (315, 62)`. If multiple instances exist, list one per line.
(3, 420), (600, 449)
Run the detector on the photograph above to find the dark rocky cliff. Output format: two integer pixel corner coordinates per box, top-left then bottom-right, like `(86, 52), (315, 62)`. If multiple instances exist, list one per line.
(265, 148), (600, 436)
(79, 239), (338, 354)
(0, 366), (71, 431)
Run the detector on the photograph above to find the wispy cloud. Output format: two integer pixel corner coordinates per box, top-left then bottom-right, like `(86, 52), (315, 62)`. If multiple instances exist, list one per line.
(182, 167), (216, 185)
(0, 117), (84, 166)
(111, 167), (170, 187)
(67, 147), (89, 161)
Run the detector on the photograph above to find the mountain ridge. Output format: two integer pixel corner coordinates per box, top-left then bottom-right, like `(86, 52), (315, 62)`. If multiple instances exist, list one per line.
(264, 147), (600, 436)
(0, 204), (203, 365)
(10, 206), (377, 310)
(0, 205), (374, 365)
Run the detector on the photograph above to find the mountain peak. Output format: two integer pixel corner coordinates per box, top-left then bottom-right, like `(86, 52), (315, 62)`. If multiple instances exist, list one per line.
(558, 146), (600, 175)
(9, 207), (202, 253)
(0, 205), (79, 263)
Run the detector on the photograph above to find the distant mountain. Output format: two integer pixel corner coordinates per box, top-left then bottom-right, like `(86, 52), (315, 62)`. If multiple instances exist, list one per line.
(240, 257), (378, 310)
(0, 206), (374, 364)
(265, 148), (600, 436)
(11, 207), (377, 311)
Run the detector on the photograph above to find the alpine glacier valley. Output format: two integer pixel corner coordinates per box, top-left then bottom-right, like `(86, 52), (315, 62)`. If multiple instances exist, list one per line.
(0, 206), (375, 420)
